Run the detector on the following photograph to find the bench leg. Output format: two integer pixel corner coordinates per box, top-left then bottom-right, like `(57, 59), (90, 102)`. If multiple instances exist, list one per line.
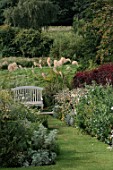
(41, 104), (43, 110)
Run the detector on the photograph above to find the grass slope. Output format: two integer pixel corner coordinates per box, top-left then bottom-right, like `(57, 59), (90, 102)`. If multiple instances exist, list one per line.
(2, 117), (113, 170)
(0, 65), (77, 89)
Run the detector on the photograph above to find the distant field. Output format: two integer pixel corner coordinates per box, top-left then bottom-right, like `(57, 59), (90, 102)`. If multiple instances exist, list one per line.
(43, 26), (72, 32)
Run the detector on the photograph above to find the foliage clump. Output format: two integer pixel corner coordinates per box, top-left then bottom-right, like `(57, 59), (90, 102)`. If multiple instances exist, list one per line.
(72, 63), (113, 88)
(0, 25), (53, 57)
(54, 88), (86, 126)
(72, 1), (113, 69)
(3, 0), (58, 30)
(76, 84), (113, 144)
(0, 90), (59, 167)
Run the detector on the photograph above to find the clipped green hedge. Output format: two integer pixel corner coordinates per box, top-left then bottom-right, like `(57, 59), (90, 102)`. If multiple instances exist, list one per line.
(0, 25), (53, 57)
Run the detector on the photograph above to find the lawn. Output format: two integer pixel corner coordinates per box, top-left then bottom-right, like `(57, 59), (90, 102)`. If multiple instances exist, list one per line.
(1, 116), (113, 170)
(1, 62), (113, 170)
(0, 64), (78, 89)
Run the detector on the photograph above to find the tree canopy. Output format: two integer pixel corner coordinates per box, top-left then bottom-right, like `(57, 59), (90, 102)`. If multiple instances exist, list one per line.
(3, 0), (59, 29)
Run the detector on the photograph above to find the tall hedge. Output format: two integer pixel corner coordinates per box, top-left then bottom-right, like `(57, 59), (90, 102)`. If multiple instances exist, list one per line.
(0, 25), (53, 57)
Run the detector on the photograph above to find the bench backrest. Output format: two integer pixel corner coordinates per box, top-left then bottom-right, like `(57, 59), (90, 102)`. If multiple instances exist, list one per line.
(11, 86), (43, 109)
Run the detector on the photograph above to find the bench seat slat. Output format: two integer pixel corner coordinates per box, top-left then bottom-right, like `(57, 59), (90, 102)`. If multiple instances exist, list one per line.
(11, 86), (43, 109)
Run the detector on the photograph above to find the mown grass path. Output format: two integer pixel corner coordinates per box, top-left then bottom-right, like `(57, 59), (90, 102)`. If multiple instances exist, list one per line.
(2, 116), (113, 170)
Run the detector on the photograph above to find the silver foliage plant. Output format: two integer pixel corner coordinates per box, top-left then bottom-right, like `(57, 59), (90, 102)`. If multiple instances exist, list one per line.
(21, 125), (58, 166)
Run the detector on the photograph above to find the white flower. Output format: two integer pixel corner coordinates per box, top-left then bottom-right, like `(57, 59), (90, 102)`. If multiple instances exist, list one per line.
(111, 107), (113, 110)
(22, 96), (25, 100)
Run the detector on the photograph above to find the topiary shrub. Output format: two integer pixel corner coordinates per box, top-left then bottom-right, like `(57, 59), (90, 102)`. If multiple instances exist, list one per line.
(72, 63), (113, 88)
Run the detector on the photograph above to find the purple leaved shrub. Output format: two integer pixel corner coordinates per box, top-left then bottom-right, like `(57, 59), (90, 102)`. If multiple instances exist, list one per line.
(72, 63), (113, 88)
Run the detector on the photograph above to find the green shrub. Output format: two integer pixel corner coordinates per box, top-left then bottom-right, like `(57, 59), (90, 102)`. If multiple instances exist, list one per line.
(73, 17), (85, 36)
(43, 73), (66, 109)
(0, 25), (17, 57)
(0, 25), (53, 58)
(41, 65), (73, 109)
(76, 84), (113, 144)
(49, 31), (83, 60)
(23, 125), (59, 166)
(14, 28), (51, 57)
(54, 88), (86, 126)
(72, 2), (113, 68)
(0, 90), (59, 167)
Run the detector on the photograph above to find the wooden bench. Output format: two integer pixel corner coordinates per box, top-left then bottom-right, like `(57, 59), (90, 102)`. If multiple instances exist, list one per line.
(11, 86), (44, 109)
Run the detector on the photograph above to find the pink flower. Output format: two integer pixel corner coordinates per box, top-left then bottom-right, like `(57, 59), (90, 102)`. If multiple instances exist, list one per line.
(54, 60), (58, 68)
(54, 57), (71, 68)
(34, 62), (42, 68)
(60, 57), (65, 64)
(39, 59), (42, 64)
(38, 64), (42, 69)
(47, 57), (51, 67)
(54, 59), (63, 68)
(34, 61), (37, 66)
(41, 72), (46, 79)
(72, 61), (79, 66)
(64, 58), (71, 63)
(59, 71), (63, 78)
(53, 67), (59, 74)
(8, 62), (18, 72)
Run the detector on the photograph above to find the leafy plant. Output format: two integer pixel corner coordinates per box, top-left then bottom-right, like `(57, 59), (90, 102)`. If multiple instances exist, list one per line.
(49, 31), (83, 60)
(0, 25), (53, 57)
(72, 63), (113, 88)
(54, 88), (86, 126)
(0, 90), (59, 167)
(76, 84), (113, 144)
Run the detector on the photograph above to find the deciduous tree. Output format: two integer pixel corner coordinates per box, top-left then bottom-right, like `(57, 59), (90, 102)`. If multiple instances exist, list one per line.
(3, 0), (58, 29)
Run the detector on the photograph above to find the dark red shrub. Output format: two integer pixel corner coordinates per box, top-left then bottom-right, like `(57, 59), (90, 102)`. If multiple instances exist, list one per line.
(72, 71), (93, 88)
(72, 63), (113, 88)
